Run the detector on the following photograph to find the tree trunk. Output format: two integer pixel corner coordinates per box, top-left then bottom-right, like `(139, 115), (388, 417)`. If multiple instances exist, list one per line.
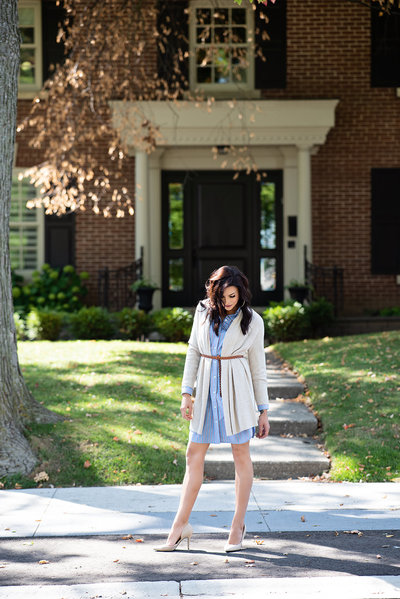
(0, 1), (60, 478)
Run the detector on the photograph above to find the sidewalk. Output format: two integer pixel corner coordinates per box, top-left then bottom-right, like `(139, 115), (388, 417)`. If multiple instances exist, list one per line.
(1, 481), (399, 598)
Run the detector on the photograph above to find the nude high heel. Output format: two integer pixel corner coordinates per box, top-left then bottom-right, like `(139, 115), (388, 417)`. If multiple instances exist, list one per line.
(154, 523), (193, 552)
(224, 524), (246, 553)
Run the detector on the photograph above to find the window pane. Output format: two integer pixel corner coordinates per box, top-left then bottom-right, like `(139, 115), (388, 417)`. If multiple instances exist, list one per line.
(169, 258), (184, 291)
(215, 48), (230, 83)
(232, 27), (246, 44)
(20, 48), (35, 84)
(214, 27), (229, 44)
(20, 27), (34, 44)
(232, 8), (246, 25)
(197, 66), (212, 83)
(214, 9), (228, 25)
(168, 182), (184, 249)
(196, 8), (211, 25)
(197, 26), (211, 44)
(19, 7), (35, 27)
(260, 183), (276, 249)
(260, 258), (276, 291)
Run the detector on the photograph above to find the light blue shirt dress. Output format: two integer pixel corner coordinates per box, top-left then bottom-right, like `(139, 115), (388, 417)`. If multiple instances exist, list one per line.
(182, 308), (269, 444)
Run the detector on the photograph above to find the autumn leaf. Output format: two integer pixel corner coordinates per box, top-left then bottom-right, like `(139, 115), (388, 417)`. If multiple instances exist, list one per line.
(83, 460), (91, 468)
(38, 560), (50, 565)
(122, 534), (133, 540)
(300, 515), (306, 522)
(135, 538), (144, 543)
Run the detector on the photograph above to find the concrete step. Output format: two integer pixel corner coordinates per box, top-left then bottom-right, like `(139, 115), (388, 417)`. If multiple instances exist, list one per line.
(268, 399), (318, 436)
(205, 437), (330, 480)
(266, 349), (305, 400)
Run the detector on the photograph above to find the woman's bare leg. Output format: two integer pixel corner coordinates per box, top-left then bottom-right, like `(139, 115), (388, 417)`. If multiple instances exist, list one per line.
(228, 441), (253, 545)
(166, 441), (209, 545)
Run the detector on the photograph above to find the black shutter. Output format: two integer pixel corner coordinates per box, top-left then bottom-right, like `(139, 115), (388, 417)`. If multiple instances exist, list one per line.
(371, 169), (400, 274)
(371, 8), (400, 87)
(42, 0), (67, 82)
(157, 0), (189, 95)
(45, 212), (75, 269)
(254, 0), (286, 89)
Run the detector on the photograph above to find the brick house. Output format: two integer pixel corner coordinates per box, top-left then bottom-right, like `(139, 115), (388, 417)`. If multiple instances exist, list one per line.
(13, 0), (400, 315)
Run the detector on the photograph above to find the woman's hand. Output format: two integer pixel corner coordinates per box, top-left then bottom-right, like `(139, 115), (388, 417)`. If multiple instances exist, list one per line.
(180, 393), (193, 421)
(256, 411), (270, 439)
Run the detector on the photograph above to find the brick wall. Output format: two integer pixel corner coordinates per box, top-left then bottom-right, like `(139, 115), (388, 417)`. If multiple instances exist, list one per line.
(261, 0), (400, 314)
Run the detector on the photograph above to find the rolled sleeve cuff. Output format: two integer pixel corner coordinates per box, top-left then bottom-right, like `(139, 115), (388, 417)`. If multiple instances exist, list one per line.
(258, 403), (269, 412)
(182, 386), (193, 396)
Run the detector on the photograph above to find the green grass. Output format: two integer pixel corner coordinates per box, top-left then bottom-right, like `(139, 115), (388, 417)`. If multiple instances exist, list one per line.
(1, 341), (189, 489)
(274, 331), (400, 483)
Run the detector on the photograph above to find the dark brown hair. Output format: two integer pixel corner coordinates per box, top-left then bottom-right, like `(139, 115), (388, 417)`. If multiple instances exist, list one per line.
(201, 265), (252, 335)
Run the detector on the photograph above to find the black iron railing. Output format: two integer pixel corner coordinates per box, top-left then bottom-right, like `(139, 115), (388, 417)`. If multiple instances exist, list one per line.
(98, 247), (143, 312)
(304, 246), (344, 317)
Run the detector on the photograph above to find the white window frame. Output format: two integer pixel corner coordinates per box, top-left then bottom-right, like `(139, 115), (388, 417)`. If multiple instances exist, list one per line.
(189, 0), (255, 95)
(18, 0), (43, 96)
(10, 169), (44, 279)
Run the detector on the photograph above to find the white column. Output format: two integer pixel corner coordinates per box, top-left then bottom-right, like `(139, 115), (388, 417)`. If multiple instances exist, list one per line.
(135, 150), (149, 277)
(297, 144), (313, 279)
(148, 150), (164, 310)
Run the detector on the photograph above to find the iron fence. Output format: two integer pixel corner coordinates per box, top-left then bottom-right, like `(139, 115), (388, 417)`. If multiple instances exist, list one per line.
(304, 246), (344, 317)
(98, 247), (143, 312)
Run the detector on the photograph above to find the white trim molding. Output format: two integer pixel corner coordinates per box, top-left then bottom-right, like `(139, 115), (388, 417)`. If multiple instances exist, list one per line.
(111, 99), (339, 150)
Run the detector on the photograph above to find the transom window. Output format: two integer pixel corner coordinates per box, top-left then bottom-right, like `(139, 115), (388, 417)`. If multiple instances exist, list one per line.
(18, 0), (42, 90)
(10, 173), (44, 275)
(190, 0), (254, 92)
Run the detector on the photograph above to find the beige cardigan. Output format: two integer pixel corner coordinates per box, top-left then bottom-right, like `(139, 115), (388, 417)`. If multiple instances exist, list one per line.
(182, 302), (269, 436)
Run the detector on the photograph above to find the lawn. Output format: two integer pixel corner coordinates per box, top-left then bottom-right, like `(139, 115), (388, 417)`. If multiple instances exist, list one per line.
(274, 330), (400, 483)
(2, 341), (189, 489)
(2, 332), (399, 489)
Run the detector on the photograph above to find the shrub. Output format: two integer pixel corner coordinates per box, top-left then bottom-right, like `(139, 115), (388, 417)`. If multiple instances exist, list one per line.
(305, 297), (334, 333)
(263, 298), (335, 342)
(115, 308), (151, 339)
(70, 306), (115, 339)
(152, 307), (193, 342)
(263, 301), (308, 342)
(14, 312), (26, 340)
(378, 306), (400, 317)
(12, 264), (89, 314)
(26, 309), (63, 341)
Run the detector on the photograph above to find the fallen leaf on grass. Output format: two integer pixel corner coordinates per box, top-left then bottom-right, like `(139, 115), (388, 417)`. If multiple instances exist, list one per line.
(83, 460), (91, 469)
(34, 471), (49, 483)
(152, 445), (159, 450)
(343, 423), (356, 430)
(133, 430), (142, 435)
(38, 560), (50, 564)
(113, 436), (119, 442)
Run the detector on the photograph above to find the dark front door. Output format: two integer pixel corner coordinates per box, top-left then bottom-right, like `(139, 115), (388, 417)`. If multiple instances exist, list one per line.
(162, 170), (283, 307)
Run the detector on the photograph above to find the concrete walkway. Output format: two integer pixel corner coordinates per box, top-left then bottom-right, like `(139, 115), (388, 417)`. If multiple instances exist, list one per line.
(1, 481), (399, 598)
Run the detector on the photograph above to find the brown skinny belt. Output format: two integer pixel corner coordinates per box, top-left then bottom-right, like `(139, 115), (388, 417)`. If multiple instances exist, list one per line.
(200, 353), (243, 396)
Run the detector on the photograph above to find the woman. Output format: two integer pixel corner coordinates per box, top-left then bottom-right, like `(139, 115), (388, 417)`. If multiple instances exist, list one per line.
(155, 265), (270, 553)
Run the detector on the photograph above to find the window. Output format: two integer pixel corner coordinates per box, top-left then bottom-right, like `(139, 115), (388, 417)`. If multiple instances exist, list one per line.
(371, 169), (400, 274)
(371, 8), (400, 87)
(189, 0), (255, 92)
(18, 0), (43, 91)
(10, 173), (44, 275)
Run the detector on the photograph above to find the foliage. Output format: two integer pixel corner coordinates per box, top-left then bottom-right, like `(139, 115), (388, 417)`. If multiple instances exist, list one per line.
(70, 307), (116, 340)
(306, 297), (335, 332)
(14, 312), (26, 340)
(274, 331), (400, 482)
(378, 306), (400, 316)
(25, 309), (64, 341)
(12, 264), (88, 314)
(263, 298), (334, 341)
(263, 301), (308, 341)
(0, 341), (189, 488)
(130, 278), (159, 292)
(115, 308), (152, 339)
(152, 307), (193, 342)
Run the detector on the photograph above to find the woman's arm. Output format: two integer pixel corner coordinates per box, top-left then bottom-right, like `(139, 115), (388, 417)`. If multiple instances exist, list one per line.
(247, 315), (269, 410)
(181, 305), (203, 395)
